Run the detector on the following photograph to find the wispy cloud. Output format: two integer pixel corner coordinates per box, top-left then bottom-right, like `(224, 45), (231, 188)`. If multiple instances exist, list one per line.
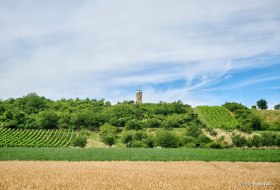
(0, 0), (279, 105)
(231, 75), (280, 89)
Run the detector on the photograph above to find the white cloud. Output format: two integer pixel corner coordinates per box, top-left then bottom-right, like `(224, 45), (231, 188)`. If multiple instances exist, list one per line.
(0, 0), (279, 105)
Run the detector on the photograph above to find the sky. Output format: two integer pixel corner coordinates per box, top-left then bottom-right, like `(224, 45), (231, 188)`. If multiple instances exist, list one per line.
(0, 0), (280, 108)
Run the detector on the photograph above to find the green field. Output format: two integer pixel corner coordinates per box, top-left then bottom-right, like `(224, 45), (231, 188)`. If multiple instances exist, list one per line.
(195, 106), (239, 129)
(0, 147), (279, 162)
(0, 128), (74, 147)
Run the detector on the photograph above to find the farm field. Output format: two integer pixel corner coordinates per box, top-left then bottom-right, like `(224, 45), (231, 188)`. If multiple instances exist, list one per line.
(195, 106), (239, 129)
(0, 147), (279, 162)
(0, 128), (74, 147)
(0, 161), (279, 190)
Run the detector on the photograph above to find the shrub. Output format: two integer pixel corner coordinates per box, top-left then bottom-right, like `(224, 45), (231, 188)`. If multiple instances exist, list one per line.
(275, 103), (280, 110)
(186, 123), (202, 138)
(248, 135), (263, 147)
(161, 114), (185, 128)
(121, 130), (154, 148)
(250, 116), (262, 131)
(269, 122), (280, 131)
(144, 118), (161, 128)
(78, 129), (91, 137)
(130, 140), (147, 148)
(121, 130), (135, 147)
(231, 134), (247, 147)
(208, 142), (222, 149)
(217, 135), (225, 142)
(110, 117), (128, 128)
(125, 119), (143, 130)
(180, 136), (196, 146)
(37, 110), (59, 129)
(155, 130), (180, 148)
(184, 143), (196, 148)
(99, 124), (117, 137)
(101, 134), (116, 147)
(275, 135), (280, 146)
(196, 134), (212, 145)
(223, 102), (247, 112)
(261, 132), (279, 146)
(142, 135), (154, 148)
(238, 122), (253, 133)
(72, 136), (87, 148)
(210, 129), (218, 137)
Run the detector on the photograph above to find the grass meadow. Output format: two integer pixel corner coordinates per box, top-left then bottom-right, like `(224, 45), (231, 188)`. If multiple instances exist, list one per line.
(0, 147), (279, 162)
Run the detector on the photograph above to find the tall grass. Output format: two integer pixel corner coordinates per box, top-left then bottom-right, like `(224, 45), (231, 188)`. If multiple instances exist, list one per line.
(0, 148), (279, 162)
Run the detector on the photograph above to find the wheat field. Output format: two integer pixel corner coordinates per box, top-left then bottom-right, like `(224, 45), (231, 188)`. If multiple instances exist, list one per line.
(0, 161), (279, 190)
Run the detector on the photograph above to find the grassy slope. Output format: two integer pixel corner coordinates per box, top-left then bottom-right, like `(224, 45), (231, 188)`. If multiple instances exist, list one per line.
(0, 148), (279, 162)
(195, 106), (238, 129)
(252, 110), (280, 125)
(193, 107), (211, 127)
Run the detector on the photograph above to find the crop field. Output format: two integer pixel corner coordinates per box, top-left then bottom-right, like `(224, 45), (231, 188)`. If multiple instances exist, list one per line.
(0, 128), (74, 147)
(1, 147), (279, 162)
(195, 106), (239, 129)
(0, 161), (279, 190)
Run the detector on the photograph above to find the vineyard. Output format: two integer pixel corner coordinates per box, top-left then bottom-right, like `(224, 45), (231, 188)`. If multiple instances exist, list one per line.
(0, 128), (74, 147)
(195, 106), (239, 129)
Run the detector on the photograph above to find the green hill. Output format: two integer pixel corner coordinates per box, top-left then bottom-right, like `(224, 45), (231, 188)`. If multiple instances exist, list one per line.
(194, 106), (239, 129)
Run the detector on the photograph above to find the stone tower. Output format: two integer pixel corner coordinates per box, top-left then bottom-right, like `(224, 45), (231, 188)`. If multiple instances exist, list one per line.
(136, 89), (142, 104)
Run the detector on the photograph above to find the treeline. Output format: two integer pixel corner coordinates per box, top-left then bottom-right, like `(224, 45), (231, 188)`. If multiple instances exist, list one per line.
(0, 93), (279, 133)
(0, 93), (202, 130)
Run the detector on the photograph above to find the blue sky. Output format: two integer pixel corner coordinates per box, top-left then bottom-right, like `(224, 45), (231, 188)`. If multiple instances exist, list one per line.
(0, 0), (279, 108)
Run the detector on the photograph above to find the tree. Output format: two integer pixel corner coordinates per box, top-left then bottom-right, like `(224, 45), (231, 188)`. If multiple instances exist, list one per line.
(99, 124), (117, 147)
(274, 104), (280, 110)
(121, 130), (135, 147)
(37, 110), (59, 129)
(155, 130), (180, 148)
(101, 134), (116, 147)
(185, 122), (202, 138)
(256, 99), (268, 110)
(17, 93), (48, 114)
(100, 124), (117, 136)
(125, 119), (143, 130)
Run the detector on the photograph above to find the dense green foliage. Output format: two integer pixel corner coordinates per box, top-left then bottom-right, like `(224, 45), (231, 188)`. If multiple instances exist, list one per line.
(0, 94), (279, 150)
(72, 136), (87, 148)
(0, 93), (196, 130)
(154, 130), (180, 148)
(231, 132), (280, 147)
(99, 124), (117, 147)
(0, 128), (74, 147)
(223, 102), (267, 132)
(0, 147), (279, 162)
(196, 106), (238, 129)
(121, 130), (153, 148)
(274, 104), (280, 110)
(256, 99), (268, 110)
